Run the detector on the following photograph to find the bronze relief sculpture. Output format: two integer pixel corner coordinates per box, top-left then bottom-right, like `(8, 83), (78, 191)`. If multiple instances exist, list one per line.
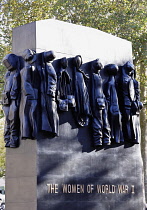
(73, 55), (91, 127)
(57, 57), (75, 112)
(91, 59), (111, 147)
(103, 64), (124, 144)
(2, 50), (142, 148)
(131, 69), (143, 143)
(20, 49), (39, 139)
(42, 51), (59, 136)
(2, 54), (21, 147)
(116, 61), (143, 144)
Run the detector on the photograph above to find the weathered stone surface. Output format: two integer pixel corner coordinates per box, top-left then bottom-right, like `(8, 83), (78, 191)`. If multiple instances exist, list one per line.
(6, 140), (37, 209)
(5, 19), (145, 210)
(37, 127), (145, 210)
(6, 202), (37, 210)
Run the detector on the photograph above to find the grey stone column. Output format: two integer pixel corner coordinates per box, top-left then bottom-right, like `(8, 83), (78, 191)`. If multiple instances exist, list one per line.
(5, 19), (146, 210)
(6, 22), (37, 210)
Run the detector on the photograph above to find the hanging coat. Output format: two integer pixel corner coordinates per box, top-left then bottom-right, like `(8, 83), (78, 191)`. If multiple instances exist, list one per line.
(74, 68), (91, 126)
(103, 76), (124, 143)
(116, 65), (138, 143)
(2, 68), (20, 147)
(19, 64), (39, 139)
(91, 72), (110, 146)
(57, 69), (75, 111)
(39, 59), (59, 137)
(45, 62), (59, 136)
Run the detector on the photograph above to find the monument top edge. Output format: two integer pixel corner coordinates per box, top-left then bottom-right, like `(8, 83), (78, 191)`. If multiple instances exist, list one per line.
(12, 18), (131, 44)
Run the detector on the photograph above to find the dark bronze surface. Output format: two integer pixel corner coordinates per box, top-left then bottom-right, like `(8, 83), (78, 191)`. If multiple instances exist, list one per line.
(91, 59), (110, 146)
(116, 61), (142, 144)
(73, 55), (91, 127)
(2, 54), (21, 148)
(103, 64), (124, 144)
(2, 52), (142, 147)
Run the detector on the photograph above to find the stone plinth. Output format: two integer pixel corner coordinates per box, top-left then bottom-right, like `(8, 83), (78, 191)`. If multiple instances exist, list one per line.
(5, 19), (146, 210)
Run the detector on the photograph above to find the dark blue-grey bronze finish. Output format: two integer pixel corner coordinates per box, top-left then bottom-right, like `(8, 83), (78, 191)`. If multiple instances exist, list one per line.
(57, 57), (76, 112)
(2, 49), (59, 146)
(2, 52), (142, 146)
(116, 61), (143, 144)
(73, 55), (91, 127)
(20, 49), (39, 140)
(103, 64), (124, 144)
(41, 51), (59, 136)
(91, 59), (110, 146)
(2, 54), (21, 148)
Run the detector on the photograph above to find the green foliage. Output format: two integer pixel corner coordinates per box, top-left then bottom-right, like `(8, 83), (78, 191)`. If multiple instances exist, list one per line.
(0, 43), (9, 99)
(0, 0), (146, 75)
(0, 0), (146, 103)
